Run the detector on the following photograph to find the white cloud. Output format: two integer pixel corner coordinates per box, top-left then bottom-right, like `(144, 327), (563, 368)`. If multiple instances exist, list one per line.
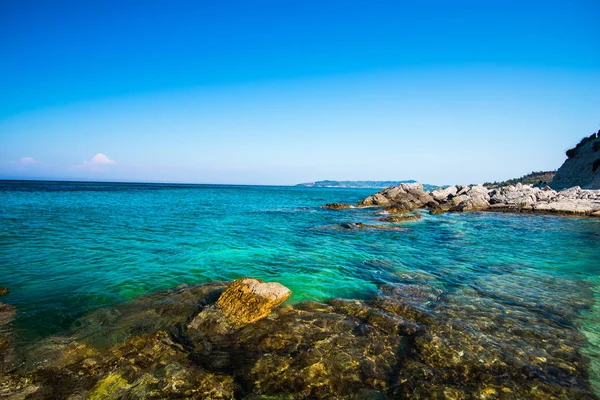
(74, 153), (117, 172)
(19, 157), (37, 166)
(86, 153), (116, 165)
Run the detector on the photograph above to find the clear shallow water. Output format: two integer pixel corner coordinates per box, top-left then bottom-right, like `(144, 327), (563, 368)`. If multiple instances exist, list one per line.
(1, 180), (600, 391)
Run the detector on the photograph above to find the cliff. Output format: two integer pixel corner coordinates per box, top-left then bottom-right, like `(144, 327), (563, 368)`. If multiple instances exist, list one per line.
(552, 131), (600, 190)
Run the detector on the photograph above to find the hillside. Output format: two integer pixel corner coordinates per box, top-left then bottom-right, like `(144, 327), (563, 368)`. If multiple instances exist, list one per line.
(551, 131), (600, 190)
(484, 171), (556, 188)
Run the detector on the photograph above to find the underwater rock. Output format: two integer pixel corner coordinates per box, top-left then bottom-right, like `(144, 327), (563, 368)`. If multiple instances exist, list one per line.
(0, 301), (16, 373)
(323, 203), (352, 209)
(0, 287), (8, 296)
(429, 205), (444, 215)
(69, 282), (226, 348)
(384, 204), (411, 214)
(225, 300), (405, 399)
(369, 225), (406, 231)
(339, 222), (366, 229)
(0, 302), (14, 327)
(24, 331), (237, 399)
(2, 277), (598, 399)
(379, 214), (422, 222)
(338, 222), (406, 231)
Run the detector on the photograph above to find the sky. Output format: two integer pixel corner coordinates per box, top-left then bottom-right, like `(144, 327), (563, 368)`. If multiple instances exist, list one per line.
(1, 0), (599, 185)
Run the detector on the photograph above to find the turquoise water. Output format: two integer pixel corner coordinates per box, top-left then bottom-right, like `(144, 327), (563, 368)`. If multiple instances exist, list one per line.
(1, 180), (600, 391)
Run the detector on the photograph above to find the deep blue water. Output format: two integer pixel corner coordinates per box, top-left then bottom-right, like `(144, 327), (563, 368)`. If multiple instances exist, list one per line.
(1, 180), (600, 390)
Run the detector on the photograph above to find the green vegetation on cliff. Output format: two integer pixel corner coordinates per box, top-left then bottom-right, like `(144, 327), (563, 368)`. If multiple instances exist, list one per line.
(484, 171), (556, 188)
(566, 131), (599, 158)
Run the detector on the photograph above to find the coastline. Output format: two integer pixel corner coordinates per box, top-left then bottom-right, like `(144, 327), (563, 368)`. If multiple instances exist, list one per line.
(1, 182), (599, 399)
(353, 182), (600, 219)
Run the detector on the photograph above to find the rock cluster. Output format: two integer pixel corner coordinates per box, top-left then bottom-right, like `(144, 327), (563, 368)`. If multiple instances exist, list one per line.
(0, 274), (596, 399)
(359, 182), (600, 217)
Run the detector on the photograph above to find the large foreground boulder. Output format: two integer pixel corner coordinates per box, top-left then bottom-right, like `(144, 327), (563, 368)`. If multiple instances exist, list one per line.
(216, 278), (291, 324)
(188, 278), (291, 340)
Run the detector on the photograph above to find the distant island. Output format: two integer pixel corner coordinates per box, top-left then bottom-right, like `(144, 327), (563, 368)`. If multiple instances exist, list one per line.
(296, 180), (439, 191)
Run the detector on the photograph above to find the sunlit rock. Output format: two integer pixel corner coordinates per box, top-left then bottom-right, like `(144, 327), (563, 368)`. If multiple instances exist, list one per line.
(216, 278), (291, 325)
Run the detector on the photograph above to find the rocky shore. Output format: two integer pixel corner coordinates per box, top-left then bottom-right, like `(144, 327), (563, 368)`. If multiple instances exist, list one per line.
(0, 274), (597, 399)
(357, 182), (600, 217)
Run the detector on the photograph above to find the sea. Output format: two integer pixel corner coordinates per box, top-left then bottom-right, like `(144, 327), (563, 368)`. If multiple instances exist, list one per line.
(1, 180), (599, 393)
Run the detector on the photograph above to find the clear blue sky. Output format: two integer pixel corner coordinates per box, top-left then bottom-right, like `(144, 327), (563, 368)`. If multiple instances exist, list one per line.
(1, 0), (599, 185)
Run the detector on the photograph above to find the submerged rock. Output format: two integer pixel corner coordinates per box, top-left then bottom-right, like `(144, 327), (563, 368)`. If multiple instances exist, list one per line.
(0, 301), (16, 372)
(0, 303), (13, 327)
(0, 287), (8, 296)
(1, 276), (598, 399)
(338, 222), (406, 231)
(323, 203), (352, 209)
(379, 214), (422, 222)
(429, 205), (444, 215)
(384, 204), (411, 214)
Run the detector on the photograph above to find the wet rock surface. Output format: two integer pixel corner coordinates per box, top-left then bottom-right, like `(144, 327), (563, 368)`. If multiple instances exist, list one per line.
(358, 182), (600, 217)
(0, 274), (597, 399)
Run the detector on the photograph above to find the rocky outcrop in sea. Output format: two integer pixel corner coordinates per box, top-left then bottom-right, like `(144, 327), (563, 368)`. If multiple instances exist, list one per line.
(0, 274), (597, 399)
(358, 182), (600, 217)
